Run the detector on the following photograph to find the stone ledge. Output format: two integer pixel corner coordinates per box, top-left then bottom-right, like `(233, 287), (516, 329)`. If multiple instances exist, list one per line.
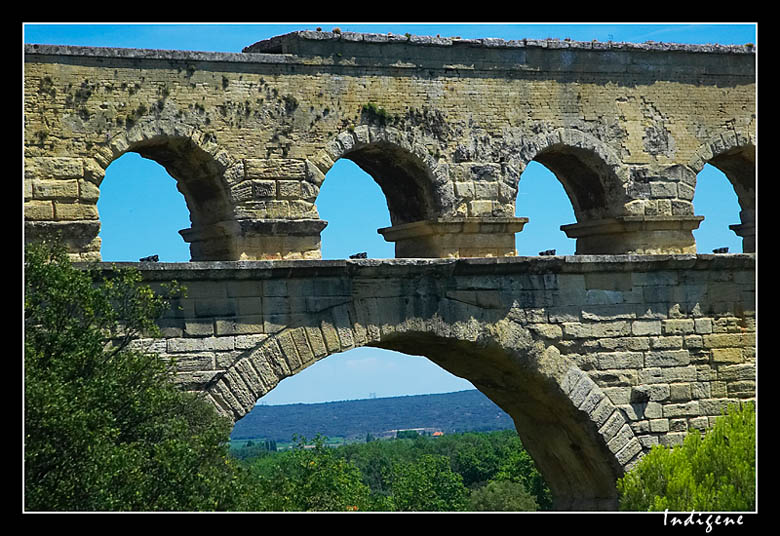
(25, 30), (755, 79)
(77, 253), (755, 281)
(24, 43), (292, 65)
(377, 217), (528, 241)
(242, 31), (756, 55)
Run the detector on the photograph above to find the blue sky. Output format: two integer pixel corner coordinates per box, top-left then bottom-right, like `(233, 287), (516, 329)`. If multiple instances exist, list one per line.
(24, 23), (756, 406)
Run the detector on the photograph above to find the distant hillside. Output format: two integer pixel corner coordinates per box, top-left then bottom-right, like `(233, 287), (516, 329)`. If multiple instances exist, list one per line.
(231, 389), (516, 442)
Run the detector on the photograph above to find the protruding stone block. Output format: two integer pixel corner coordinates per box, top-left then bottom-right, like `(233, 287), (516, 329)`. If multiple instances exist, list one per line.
(561, 215), (704, 254)
(378, 217), (528, 258)
(180, 218), (327, 260)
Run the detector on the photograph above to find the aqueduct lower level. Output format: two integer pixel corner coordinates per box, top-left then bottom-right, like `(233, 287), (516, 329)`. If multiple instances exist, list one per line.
(104, 254), (757, 510)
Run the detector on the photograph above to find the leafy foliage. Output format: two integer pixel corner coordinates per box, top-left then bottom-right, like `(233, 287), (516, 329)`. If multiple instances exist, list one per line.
(240, 430), (552, 511)
(468, 479), (539, 511)
(24, 241), (251, 511)
(388, 453), (469, 511)
(243, 435), (373, 512)
(617, 401), (755, 511)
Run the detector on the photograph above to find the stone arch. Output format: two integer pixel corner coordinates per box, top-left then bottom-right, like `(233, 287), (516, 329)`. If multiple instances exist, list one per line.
(91, 120), (243, 260)
(310, 125), (451, 226)
(205, 299), (640, 511)
(513, 128), (629, 222)
(95, 121), (240, 230)
(688, 130), (756, 252)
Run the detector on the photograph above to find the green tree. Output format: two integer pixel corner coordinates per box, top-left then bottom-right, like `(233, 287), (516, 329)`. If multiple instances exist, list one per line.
(468, 479), (539, 511)
(617, 401), (755, 511)
(388, 453), (469, 511)
(24, 241), (250, 511)
(246, 435), (373, 511)
(448, 433), (500, 488)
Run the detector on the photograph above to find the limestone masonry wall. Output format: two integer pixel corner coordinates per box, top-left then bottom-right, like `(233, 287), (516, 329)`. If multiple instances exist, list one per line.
(25, 32), (755, 260)
(107, 255), (755, 458)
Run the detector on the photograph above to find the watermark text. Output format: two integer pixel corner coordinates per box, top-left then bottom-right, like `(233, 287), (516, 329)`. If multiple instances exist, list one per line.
(664, 510), (745, 533)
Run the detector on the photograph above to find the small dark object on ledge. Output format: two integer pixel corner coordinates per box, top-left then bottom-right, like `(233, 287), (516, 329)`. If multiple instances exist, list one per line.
(712, 247), (729, 254)
(349, 252), (368, 259)
(139, 254), (159, 262)
(539, 249), (556, 256)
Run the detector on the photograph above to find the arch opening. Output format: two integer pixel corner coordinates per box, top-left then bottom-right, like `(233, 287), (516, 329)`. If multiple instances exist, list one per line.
(533, 143), (623, 222)
(514, 161), (577, 256)
(708, 145), (755, 212)
(701, 144), (755, 253)
(251, 346), (475, 406)
(693, 163), (745, 253)
(223, 326), (627, 510)
(316, 159), (395, 260)
(98, 133), (238, 261)
(129, 136), (233, 229)
(342, 141), (438, 227)
(98, 152), (191, 262)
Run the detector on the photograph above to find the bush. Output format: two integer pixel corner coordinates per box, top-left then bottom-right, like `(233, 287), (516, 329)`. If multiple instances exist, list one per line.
(468, 479), (539, 511)
(617, 401), (755, 511)
(24, 241), (250, 511)
(244, 436), (373, 511)
(388, 453), (470, 511)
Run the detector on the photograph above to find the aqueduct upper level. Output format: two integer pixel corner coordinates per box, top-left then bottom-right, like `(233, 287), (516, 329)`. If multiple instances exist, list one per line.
(24, 31), (756, 261)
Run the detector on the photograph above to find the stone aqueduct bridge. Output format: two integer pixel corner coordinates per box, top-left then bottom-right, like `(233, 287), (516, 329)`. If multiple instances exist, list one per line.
(25, 32), (756, 510)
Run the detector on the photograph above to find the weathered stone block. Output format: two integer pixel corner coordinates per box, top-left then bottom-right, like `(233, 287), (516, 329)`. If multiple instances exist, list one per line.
(632, 320), (662, 336)
(662, 401), (699, 417)
(645, 349), (690, 367)
(711, 347), (744, 364)
(54, 202), (99, 220)
(215, 316), (265, 336)
(669, 383), (692, 401)
(662, 318), (694, 334)
(649, 418), (669, 433)
(24, 200), (54, 220)
(596, 351), (644, 369)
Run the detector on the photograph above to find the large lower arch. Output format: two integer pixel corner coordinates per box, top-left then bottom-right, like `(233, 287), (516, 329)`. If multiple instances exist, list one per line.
(204, 298), (640, 511)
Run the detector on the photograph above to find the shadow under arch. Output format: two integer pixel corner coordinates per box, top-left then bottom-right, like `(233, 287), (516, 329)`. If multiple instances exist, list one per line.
(205, 299), (638, 510)
(344, 141), (438, 227)
(94, 122), (241, 260)
(312, 125), (444, 228)
(512, 128), (629, 224)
